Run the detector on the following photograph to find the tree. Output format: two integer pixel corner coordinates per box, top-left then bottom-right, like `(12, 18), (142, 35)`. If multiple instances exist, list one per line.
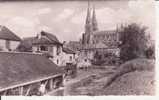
(145, 44), (155, 59)
(16, 41), (32, 52)
(119, 23), (149, 61)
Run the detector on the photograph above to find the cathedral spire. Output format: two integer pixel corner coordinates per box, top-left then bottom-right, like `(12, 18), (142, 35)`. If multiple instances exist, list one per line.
(92, 5), (98, 31)
(85, 0), (92, 34)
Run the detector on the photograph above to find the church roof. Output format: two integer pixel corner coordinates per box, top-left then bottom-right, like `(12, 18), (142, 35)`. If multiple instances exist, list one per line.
(95, 41), (108, 49)
(0, 25), (21, 41)
(93, 30), (117, 35)
(80, 41), (118, 50)
(0, 52), (63, 91)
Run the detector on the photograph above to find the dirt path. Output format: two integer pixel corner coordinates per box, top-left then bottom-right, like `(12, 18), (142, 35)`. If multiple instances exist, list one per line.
(47, 68), (116, 96)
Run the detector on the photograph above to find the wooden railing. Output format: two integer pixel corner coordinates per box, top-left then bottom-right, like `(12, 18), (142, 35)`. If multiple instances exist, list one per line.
(0, 74), (63, 96)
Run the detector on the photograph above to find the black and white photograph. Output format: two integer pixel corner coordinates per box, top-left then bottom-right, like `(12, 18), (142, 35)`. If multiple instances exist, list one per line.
(0, 0), (156, 96)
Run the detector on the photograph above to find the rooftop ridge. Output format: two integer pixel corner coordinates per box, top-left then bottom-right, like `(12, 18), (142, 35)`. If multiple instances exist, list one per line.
(0, 51), (42, 55)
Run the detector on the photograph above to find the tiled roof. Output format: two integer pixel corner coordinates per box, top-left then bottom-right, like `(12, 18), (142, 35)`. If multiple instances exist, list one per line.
(41, 31), (60, 43)
(63, 47), (75, 54)
(33, 36), (55, 45)
(0, 25), (21, 41)
(31, 31), (62, 45)
(19, 31), (62, 51)
(0, 52), (63, 90)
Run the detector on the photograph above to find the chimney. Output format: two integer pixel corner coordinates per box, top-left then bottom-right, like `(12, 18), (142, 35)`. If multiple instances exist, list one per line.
(63, 41), (67, 48)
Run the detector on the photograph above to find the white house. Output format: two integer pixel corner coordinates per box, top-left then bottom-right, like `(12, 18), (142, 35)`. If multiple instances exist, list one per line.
(61, 47), (76, 66)
(0, 25), (21, 51)
(23, 31), (63, 66)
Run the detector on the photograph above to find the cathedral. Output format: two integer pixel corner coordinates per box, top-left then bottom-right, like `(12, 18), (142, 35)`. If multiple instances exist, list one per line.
(79, 2), (120, 63)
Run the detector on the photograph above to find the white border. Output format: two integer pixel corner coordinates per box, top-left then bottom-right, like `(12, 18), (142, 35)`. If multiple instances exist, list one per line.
(1, 0), (159, 99)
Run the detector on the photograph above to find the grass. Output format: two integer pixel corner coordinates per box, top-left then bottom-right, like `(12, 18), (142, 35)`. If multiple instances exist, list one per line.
(103, 58), (155, 88)
(102, 58), (155, 95)
(102, 70), (155, 95)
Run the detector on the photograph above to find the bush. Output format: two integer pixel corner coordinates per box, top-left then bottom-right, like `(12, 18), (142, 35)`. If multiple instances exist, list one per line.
(91, 59), (105, 66)
(145, 45), (155, 59)
(119, 23), (149, 61)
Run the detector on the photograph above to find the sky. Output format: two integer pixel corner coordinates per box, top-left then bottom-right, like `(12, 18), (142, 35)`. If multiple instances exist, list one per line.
(0, 0), (155, 42)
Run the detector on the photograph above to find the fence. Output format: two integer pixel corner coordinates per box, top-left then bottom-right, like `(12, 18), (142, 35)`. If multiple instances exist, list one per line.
(0, 74), (63, 96)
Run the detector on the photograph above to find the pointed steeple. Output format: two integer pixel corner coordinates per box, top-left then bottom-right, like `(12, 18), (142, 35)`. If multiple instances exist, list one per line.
(92, 5), (98, 31)
(85, 0), (92, 34)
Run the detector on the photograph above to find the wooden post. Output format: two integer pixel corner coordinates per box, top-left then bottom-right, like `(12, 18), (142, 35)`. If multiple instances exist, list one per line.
(44, 80), (48, 93)
(53, 78), (58, 89)
(19, 86), (23, 95)
(3, 90), (7, 95)
(44, 80), (48, 86)
(49, 79), (53, 90)
(25, 85), (31, 96)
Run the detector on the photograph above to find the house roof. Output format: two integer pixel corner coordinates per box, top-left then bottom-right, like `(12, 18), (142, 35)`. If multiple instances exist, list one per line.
(63, 47), (75, 54)
(0, 52), (63, 90)
(32, 31), (62, 45)
(18, 31), (62, 51)
(41, 31), (60, 44)
(0, 25), (21, 41)
(33, 36), (55, 45)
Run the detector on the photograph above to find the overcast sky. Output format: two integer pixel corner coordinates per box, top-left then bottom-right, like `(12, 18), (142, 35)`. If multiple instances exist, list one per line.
(0, 0), (155, 42)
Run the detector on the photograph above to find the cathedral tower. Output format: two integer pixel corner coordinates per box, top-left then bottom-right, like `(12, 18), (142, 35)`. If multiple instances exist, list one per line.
(92, 5), (98, 31)
(85, 0), (92, 34)
(83, 0), (92, 45)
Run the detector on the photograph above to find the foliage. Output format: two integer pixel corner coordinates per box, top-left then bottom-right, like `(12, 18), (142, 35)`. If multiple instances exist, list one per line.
(119, 23), (149, 61)
(92, 51), (105, 65)
(145, 44), (155, 59)
(16, 41), (32, 52)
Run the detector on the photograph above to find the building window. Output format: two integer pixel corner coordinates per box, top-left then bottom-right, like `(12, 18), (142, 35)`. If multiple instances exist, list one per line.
(57, 59), (59, 64)
(40, 45), (48, 51)
(69, 56), (72, 61)
(57, 46), (61, 55)
(5, 40), (11, 50)
(85, 51), (87, 56)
